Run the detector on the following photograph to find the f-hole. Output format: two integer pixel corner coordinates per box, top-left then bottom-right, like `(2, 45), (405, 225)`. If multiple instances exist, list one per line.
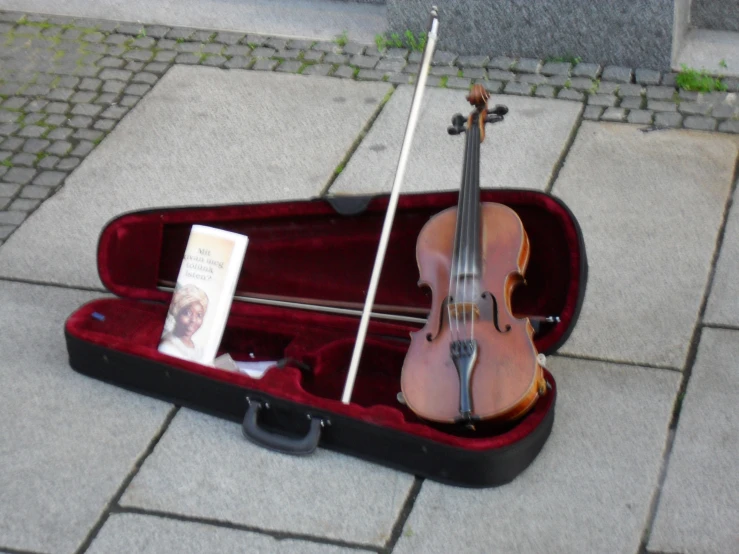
(426, 295), (452, 341)
(480, 291), (511, 334)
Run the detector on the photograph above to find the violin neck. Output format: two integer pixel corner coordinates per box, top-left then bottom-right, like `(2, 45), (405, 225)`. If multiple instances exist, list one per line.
(451, 113), (482, 281)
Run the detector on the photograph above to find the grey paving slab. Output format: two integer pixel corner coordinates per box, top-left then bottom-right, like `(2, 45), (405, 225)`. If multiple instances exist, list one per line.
(331, 86), (582, 195)
(88, 513), (367, 553)
(395, 356), (679, 554)
(119, 409), (414, 547)
(705, 182), (739, 326)
(0, 0), (386, 43)
(0, 67), (391, 289)
(0, 281), (172, 554)
(552, 122), (737, 368)
(649, 329), (739, 553)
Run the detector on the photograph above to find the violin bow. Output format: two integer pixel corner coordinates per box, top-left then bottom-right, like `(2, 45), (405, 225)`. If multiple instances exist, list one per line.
(342, 7), (440, 404)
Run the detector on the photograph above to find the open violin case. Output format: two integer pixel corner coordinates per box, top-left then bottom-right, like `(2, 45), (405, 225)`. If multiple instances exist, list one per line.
(64, 189), (587, 488)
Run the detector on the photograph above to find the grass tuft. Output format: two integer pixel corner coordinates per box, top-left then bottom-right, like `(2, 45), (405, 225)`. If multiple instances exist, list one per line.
(676, 64), (727, 92)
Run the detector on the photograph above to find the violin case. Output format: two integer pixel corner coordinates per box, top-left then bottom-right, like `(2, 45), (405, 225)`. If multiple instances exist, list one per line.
(64, 189), (587, 488)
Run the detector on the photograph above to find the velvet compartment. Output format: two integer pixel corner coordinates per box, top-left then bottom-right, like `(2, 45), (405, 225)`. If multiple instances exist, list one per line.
(65, 190), (585, 452)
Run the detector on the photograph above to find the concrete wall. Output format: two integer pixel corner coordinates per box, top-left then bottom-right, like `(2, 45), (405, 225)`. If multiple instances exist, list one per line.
(386, 0), (676, 70)
(691, 0), (739, 32)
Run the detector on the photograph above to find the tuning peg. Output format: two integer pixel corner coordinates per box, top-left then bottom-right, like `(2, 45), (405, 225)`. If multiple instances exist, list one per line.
(490, 104), (508, 116)
(448, 113), (466, 135)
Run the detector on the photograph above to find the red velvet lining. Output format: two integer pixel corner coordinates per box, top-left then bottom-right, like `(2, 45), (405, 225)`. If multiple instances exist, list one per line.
(70, 190), (581, 450)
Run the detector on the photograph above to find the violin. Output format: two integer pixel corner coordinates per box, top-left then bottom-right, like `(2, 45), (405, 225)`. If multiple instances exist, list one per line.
(399, 85), (547, 426)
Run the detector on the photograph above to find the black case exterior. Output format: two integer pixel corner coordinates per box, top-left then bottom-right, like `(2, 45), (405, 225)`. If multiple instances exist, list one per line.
(66, 331), (556, 488)
(64, 191), (586, 488)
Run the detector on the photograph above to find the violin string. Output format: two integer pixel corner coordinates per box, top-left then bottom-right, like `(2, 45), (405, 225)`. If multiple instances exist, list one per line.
(448, 117), (465, 344)
(471, 113), (479, 343)
(462, 113), (475, 343)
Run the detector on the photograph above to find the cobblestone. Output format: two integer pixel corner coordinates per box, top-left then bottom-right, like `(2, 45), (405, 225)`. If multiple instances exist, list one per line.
(32, 170), (66, 187)
(0, 7), (735, 227)
(627, 109), (654, 124)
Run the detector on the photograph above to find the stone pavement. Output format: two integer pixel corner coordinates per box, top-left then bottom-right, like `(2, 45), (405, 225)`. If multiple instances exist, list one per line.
(1, 8), (738, 554)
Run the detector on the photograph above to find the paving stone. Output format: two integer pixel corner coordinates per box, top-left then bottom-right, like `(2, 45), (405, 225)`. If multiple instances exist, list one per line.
(79, 78), (102, 91)
(504, 81), (533, 96)
(124, 84), (151, 96)
(552, 122), (736, 367)
(462, 68), (486, 79)
(17, 125), (46, 138)
(0, 196), (10, 209)
(22, 139), (49, 154)
(387, 73), (412, 85)
(200, 43), (224, 55)
(2, 97), (27, 110)
(635, 68), (662, 85)
(517, 73), (549, 85)
(8, 198), (40, 211)
(130, 37), (156, 49)
(1, 137), (24, 152)
(683, 115), (717, 131)
(68, 115), (92, 128)
(100, 68), (133, 81)
(602, 65), (633, 83)
(24, 114), (46, 126)
(47, 127), (74, 140)
(0, 183), (20, 197)
(121, 407), (413, 545)
(12, 153), (36, 167)
(275, 61), (302, 73)
(649, 329), (739, 553)
(534, 85), (556, 98)
(618, 84), (645, 97)
(430, 66), (460, 77)
(19, 185), (52, 199)
(445, 76), (472, 89)
(569, 77), (596, 91)
(224, 56), (253, 70)
(0, 123), (20, 136)
(98, 56), (125, 68)
(456, 55), (488, 68)
(92, 511), (363, 553)
(0, 282), (173, 553)
(0, 111), (20, 124)
(647, 85), (676, 100)
(487, 56), (515, 70)
(94, 93), (119, 106)
(487, 69), (515, 82)
(251, 47), (276, 58)
(705, 185), (739, 325)
(432, 51), (457, 66)
(627, 109), (653, 124)
(37, 156), (59, 170)
(711, 103), (739, 119)
(32, 171), (66, 188)
(0, 67), (391, 287)
(301, 50), (324, 63)
(74, 129), (104, 143)
(557, 88), (584, 102)
(588, 94), (617, 107)
(620, 96), (644, 109)
(253, 59), (278, 71)
(302, 64), (332, 77)
(601, 107), (626, 121)
(165, 28), (194, 40)
(678, 90), (700, 102)
(324, 53), (349, 65)
(0, 225), (15, 239)
(650, 113), (683, 130)
(719, 119), (739, 133)
(376, 59), (406, 73)
(0, 150), (10, 162)
(541, 61), (571, 76)
(3, 167), (36, 185)
(55, 157), (81, 171)
(154, 50), (177, 63)
(102, 80), (127, 94)
(596, 81), (620, 94)
(0, 209), (27, 225)
(396, 357), (679, 554)
(648, 100), (677, 112)
(175, 53), (201, 65)
(514, 58), (541, 73)
(334, 87), (581, 197)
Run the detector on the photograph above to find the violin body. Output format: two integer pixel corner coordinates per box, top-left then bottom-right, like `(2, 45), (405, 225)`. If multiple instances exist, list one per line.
(400, 203), (545, 424)
(399, 84), (546, 426)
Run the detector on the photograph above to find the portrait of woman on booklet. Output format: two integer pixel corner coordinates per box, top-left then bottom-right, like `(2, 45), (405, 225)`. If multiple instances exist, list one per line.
(158, 283), (209, 363)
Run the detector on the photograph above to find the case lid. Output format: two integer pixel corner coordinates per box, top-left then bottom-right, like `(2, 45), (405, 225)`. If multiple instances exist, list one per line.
(96, 190), (587, 353)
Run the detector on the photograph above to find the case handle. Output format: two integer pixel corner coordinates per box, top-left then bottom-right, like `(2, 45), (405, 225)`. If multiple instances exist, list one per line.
(242, 398), (325, 456)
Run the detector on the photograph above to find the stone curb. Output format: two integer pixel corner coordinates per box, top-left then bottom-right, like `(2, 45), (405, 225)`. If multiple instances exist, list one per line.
(1, 9), (738, 245)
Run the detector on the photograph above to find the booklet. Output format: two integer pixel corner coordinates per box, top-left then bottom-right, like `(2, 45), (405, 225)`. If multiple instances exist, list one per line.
(158, 225), (248, 366)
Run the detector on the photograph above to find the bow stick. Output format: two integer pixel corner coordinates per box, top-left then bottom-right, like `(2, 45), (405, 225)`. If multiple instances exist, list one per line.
(342, 7), (440, 404)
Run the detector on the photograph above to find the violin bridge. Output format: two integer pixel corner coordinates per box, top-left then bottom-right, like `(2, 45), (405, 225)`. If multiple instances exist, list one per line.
(448, 302), (480, 321)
